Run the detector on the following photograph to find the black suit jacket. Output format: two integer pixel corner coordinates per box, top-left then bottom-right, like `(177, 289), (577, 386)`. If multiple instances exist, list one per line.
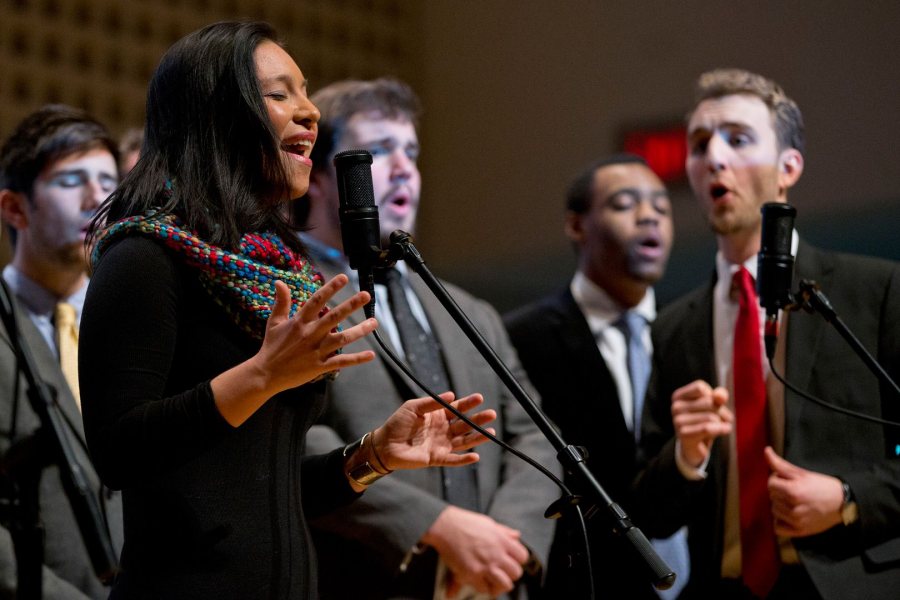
(636, 242), (900, 599)
(505, 288), (660, 599)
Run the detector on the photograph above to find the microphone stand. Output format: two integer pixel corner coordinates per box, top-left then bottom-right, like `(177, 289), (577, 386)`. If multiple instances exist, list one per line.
(792, 279), (900, 395)
(379, 231), (675, 592)
(0, 279), (118, 597)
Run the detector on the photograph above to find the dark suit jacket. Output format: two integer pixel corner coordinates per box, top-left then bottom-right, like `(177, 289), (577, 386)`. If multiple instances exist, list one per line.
(305, 259), (560, 599)
(636, 242), (900, 599)
(505, 288), (661, 599)
(0, 292), (123, 599)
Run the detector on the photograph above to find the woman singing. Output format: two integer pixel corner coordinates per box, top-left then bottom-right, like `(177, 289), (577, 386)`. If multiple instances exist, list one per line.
(81, 21), (493, 599)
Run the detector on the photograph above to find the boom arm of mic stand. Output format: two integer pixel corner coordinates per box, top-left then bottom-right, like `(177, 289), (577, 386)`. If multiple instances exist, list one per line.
(383, 231), (676, 591)
(797, 280), (900, 397)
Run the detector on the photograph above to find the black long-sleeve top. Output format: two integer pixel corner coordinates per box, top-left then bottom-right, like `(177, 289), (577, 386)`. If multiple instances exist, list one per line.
(80, 236), (358, 600)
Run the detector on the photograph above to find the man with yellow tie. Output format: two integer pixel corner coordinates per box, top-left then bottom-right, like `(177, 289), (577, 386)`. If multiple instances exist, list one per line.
(0, 105), (123, 599)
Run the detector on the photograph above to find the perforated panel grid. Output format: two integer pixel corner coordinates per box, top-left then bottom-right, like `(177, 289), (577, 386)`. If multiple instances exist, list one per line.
(0, 0), (424, 138)
(0, 0), (422, 262)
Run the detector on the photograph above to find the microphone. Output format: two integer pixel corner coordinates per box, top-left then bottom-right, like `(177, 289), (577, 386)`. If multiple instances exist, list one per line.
(757, 202), (797, 358)
(334, 149), (381, 318)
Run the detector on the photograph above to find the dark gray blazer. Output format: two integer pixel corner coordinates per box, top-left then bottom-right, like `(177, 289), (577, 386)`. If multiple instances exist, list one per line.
(636, 242), (900, 599)
(504, 288), (662, 599)
(0, 293), (123, 599)
(305, 259), (560, 599)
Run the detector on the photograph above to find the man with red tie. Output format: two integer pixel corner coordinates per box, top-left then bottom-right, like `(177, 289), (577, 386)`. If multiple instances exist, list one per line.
(635, 69), (900, 599)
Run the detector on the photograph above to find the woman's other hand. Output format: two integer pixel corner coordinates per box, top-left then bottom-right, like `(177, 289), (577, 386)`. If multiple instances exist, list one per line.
(374, 392), (495, 471)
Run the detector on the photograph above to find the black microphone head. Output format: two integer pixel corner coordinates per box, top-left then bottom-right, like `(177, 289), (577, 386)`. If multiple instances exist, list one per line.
(760, 202), (796, 255)
(757, 202), (797, 314)
(333, 149), (374, 210)
(333, 150), (381, 318)
(333, 149), (381, 272)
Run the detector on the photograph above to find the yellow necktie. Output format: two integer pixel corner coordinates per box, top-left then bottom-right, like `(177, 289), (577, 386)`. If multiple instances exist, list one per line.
(55, 302), (81, 410)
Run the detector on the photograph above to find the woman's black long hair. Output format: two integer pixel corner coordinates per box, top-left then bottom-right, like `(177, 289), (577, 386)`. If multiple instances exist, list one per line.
(91, 21), (302, 253)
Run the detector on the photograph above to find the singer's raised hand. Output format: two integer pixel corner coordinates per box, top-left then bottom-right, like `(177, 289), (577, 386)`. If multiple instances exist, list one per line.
(211, 275), (377, 426)
(371, 392), (496, 471)
(257, 276), (377, 388)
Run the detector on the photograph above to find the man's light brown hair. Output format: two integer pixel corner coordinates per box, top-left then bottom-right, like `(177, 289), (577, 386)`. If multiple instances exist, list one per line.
(691, 68), (805, 155)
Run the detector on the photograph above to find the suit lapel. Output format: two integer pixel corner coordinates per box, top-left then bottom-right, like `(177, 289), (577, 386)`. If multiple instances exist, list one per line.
(683, 282), (718, 386)
(2, 295), (106, 499)
(410, 275), (474, 396)
(314, 259), (421, 397)
(786, 241), (831, 392)
(783, 242), (832, 450)
(553, 290), (632, 436)
(408, 276), (494, 502)
(315, 260), (361, 324)
(695, 277), (733, 549)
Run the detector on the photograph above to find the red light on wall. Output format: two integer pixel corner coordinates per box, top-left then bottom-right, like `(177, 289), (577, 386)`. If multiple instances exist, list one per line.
(622, 125), (687, 183)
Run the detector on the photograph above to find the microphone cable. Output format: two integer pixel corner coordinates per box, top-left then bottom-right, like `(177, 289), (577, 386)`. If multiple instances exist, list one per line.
(768, 355), (900, 428)
(370, 327), (598, 599)
(371, 328), (566, 489)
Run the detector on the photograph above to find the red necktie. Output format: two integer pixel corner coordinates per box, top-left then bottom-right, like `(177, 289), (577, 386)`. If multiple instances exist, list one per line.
(733, 267), (779, 596)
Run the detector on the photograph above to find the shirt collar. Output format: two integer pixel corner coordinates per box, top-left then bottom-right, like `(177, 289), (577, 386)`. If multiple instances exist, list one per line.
(570, 270), (656, 334)
(2, 264), (88, 317)
(715, 249), (758, 287)
(297, 232), (411, 280)
(299, 232), (348, 271)
(715, 229), (800, 286)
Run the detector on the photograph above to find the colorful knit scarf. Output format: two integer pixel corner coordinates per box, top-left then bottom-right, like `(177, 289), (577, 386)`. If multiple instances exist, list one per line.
(93, 211), (329, 341)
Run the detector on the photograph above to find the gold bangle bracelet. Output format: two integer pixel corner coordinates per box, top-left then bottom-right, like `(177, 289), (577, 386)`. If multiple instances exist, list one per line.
(344, 432), (386, 486)
(368, 430), (393, 475)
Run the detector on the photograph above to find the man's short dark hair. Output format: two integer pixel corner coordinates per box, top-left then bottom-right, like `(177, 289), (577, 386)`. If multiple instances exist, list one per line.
(690, 68), (805, 155)
(566, 153), (649, 214)
(0, 104), (118, 198)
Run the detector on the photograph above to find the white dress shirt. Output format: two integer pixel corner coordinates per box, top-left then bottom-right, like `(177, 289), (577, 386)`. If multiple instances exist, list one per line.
(570, 270), (656, 434)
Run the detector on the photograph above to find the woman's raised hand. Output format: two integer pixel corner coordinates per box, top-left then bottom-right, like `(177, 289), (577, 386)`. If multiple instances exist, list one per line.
(211, 274), (376, 427)
(257, 276), (377, 391)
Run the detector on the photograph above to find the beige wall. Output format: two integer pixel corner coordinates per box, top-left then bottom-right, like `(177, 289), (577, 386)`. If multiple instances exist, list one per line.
(415, 1), (900, 307)
(2, 1), (898, 306)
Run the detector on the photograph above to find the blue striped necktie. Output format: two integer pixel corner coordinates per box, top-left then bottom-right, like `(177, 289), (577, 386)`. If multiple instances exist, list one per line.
(617, 310), (690, 599)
